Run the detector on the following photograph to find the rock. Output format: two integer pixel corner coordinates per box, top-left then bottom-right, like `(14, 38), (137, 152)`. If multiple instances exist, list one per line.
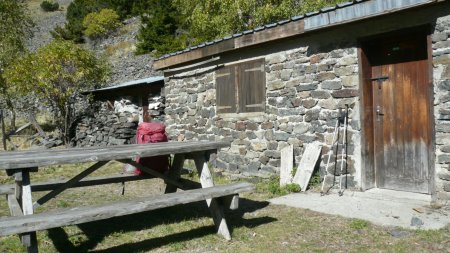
(274, 131), (290, 141)
(438, 172), (450, 181)
(432, 32), (448, 42)
(438, 155), (450, 164)
(281, 69), (292, 81)
(341, 75), (359, 87)
(332, 89), (359, 98)
(311, 91), (331, 99)
(410, 217), (424, 227)
(388, 229), (410, 238)
(317, 72), (336, 81)
(267, 53), (287, 64)
(296, 83), (318, 92)
(337, 57), (357, 66)
(321, 80), (342, 90)
(268, 80), (286, 91)
(293, 123), (310, 134)
(303, 99), (318, 109)
(439, 80), (450, 91)
(444, 182), (450, 192)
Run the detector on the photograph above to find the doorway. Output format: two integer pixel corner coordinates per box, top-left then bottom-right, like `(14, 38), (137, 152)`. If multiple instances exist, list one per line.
(360, 28), (433, 194)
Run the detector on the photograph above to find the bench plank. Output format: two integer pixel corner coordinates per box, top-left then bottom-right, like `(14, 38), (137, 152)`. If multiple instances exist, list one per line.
(0, 175), (201, 196)
(0, 141), (230, 170)
(0, 182), (254, 237)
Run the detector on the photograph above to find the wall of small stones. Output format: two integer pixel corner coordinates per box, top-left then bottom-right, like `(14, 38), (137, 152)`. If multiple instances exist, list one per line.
(165, 43), (361, 188)
(73, 94), (165, 147)
(73, 99), (139, 147)
(164, 8), (450, 203)
(433, 15), (450, 205)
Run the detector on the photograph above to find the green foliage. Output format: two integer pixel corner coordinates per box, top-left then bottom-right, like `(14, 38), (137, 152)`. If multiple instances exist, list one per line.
(52, 0), (141, 42)
(83, 9), (122, 39)
(40, 0), (60, 12)
(349, 219), (369, 230)
(172, 0), (344, 45)
(51, 0), (101, 42)
(0, 0), (33, 128)
(136, 0), (188, 56)
(0, 0), (33, 72)
(257, 176), (301, 197)
(4, 40), (109, 142)
(309, 169), (322, 187)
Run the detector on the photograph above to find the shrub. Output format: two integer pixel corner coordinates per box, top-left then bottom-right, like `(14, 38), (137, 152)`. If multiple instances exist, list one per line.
(40, 0), (59, 12)
(82, 8), (122, 39)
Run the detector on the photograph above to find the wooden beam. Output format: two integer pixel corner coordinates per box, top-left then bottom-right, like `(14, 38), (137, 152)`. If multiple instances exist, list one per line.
(0, 182), (254, 237)
(0, 141), (230, 170)
(27, 113), (46, 139)
(154, 20), (305, 70)
(0, 174), (201, 196)
(12, 123), (32, 135)
(0, 109), (6, 151)
(194, 153), (231, 240)
(7, 194), (23, 217)
(164, 154), (185, 194)
(118, 159), (184, 190)
(222, 194), (239, 210)
(20, 170), (38, 252)
(33, 161), (108, 209)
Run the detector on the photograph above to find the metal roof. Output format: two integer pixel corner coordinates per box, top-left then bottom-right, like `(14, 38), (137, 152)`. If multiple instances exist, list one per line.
(83, 76), (164, 94)
(156, 0), (440, 62)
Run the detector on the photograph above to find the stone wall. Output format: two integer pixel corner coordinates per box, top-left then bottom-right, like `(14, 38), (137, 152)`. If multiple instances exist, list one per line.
(433, 15), (450, 205)
(164, 7), (450, 203)
(73, 92), (166, 147)
(165, 43), (361, 188)
(73, 99), (139, 147)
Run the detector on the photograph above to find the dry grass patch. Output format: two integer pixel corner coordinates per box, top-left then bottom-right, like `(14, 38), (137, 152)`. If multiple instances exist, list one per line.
(0, 162), (449, 252)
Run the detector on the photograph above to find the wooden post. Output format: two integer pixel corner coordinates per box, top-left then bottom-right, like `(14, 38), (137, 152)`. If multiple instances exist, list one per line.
(164, 154), (185, 194)
(1, 109), (7, 150)
(27, 113), (46, 139)
(280, 145), (294, 187)
(16, 170), (39, 252)
(193, 152), (231, 240)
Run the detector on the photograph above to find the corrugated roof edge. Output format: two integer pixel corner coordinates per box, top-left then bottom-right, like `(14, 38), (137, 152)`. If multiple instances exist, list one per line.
(156, 0), (368, 61)
(83, 76), (164, 94)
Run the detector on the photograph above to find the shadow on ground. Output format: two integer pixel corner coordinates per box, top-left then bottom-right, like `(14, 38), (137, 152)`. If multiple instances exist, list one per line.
(47, 198), (273, 253)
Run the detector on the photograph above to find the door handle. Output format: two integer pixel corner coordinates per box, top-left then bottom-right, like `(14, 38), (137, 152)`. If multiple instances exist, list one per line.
(376, 106), (384, 122)
(376, 106), (384, 115)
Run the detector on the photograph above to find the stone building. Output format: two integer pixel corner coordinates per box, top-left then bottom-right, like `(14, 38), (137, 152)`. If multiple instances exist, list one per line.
(153, 0), (450, 205)
(73, 76), (165, 147)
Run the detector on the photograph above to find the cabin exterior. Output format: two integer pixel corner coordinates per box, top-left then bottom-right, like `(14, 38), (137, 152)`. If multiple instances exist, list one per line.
(154, 0), (450, 205)
(73, 77), (165, 147)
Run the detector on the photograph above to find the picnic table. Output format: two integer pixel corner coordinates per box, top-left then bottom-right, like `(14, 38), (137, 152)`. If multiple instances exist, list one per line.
(0, 141), (254, 253)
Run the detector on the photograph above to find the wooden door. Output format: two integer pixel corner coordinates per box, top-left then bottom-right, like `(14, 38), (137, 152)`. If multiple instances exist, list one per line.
(367, 32), (431, 193)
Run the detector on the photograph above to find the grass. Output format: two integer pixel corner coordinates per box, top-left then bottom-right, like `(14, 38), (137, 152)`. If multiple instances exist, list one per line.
(0, 155), (449, 252)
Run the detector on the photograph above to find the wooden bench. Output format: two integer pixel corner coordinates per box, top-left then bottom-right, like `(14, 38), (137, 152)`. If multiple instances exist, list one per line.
(0, 182), (253, 237)
(0, 141), (248, 252)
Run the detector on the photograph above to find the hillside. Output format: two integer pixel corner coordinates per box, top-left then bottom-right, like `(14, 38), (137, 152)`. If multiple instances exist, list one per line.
(25, 0), (159, 86)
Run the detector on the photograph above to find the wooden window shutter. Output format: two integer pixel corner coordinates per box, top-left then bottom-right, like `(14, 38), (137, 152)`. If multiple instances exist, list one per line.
(238, 59), (266, 113)
(215, 66), (236, 113)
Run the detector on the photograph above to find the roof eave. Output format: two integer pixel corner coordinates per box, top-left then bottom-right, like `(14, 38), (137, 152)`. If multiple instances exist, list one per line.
(154, 0), (440, 70)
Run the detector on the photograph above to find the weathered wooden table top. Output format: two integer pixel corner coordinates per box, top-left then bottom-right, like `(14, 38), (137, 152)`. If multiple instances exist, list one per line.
(0, 141), (230, 170)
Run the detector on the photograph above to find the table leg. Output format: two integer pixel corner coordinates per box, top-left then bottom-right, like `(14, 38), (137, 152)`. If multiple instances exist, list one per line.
(164, 154), (185, 194)
(16, 170), (39, 253)
(193, 153), (231, 240)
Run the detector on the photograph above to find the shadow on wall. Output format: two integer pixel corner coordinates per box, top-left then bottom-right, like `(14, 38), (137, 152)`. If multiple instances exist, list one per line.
(46, 198), (273, 253)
